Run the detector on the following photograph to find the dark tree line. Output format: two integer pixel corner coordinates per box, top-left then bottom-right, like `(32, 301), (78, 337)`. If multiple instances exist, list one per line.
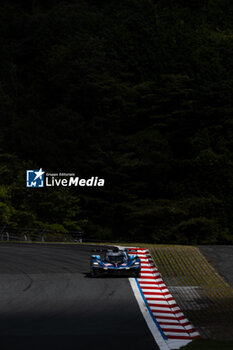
(0, 0), (233, 243)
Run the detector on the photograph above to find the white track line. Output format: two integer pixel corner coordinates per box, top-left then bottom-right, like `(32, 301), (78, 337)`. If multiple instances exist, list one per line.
(129, 278), (170, 350)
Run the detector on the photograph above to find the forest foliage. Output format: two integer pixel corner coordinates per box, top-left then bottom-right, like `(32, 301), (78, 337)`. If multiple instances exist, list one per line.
(0, 0), (233, 243)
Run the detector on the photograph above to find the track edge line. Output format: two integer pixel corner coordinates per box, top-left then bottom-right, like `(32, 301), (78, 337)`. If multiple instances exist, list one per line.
(129, 277), (170, 350)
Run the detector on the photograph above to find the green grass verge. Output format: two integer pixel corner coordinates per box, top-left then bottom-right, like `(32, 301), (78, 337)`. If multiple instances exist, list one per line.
(148, 245), (233, 340)
(181, 339), (233, 349)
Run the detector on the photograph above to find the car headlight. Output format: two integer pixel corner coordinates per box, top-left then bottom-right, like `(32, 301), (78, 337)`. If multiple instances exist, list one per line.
(93, 262), (100, 265)
(133, 261), (140, 265)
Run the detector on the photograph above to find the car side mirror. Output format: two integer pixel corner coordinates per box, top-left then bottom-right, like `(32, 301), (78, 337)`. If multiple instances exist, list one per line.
(91, 255), (101, 259)
(130, 255), (136, 259)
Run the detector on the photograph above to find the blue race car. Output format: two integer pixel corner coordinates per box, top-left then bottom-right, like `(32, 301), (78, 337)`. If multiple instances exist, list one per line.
(90, 248), (141, 277)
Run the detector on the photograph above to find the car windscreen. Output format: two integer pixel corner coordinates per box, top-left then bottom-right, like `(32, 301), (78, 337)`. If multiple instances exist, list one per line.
(107, 254), (125, 263)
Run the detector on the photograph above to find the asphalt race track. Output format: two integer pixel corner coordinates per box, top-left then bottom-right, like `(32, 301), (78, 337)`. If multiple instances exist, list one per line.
(0, 243), (158, 350)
